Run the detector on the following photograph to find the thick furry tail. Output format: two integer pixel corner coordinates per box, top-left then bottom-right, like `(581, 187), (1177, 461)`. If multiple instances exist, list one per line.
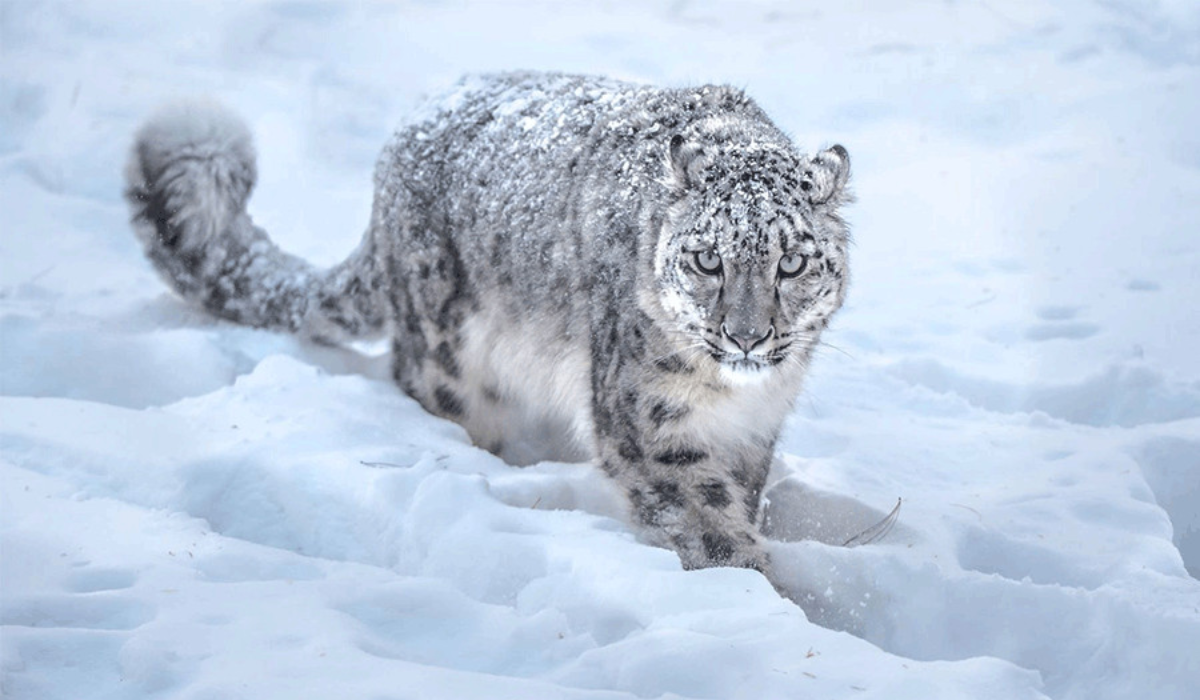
(124, 101), (384, 342)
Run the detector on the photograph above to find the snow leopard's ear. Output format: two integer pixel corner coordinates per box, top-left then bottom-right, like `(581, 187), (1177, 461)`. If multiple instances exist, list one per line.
(801, 145), (850, 207)
(668, 134), (708, 192)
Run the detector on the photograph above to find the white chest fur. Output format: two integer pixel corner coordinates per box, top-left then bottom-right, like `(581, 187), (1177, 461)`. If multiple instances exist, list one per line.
(665, 361), (803, 453)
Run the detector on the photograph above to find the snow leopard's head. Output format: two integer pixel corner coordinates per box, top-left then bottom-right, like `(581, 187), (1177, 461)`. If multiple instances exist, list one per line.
(651, 125), (851, 386)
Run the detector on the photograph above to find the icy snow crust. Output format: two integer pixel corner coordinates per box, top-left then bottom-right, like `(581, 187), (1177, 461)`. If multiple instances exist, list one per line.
(2, 2), (1199, 699)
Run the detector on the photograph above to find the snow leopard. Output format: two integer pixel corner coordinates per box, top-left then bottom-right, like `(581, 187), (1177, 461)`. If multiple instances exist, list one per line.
(125, 72), (851, 574)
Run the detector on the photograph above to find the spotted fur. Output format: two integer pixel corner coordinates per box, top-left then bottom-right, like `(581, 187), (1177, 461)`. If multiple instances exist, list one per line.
(124, 72), (852, 573)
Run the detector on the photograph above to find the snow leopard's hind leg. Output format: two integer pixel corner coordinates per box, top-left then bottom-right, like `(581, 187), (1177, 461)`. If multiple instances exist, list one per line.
(124, 101), (385, 343)
(374, 182), (516, 457)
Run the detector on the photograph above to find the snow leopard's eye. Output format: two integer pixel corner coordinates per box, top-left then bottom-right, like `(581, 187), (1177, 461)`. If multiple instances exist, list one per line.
(694, 250), (722, 275)
(778, 253), (807, 279)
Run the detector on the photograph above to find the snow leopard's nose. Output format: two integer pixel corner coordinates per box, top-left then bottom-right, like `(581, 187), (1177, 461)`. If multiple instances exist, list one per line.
(721, 323), (774, 353)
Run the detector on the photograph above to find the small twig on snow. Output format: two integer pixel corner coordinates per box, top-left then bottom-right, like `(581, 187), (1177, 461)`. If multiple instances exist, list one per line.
(842, 498), (902, 548)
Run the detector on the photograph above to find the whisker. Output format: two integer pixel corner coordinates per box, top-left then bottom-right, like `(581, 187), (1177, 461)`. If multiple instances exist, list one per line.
(645, 341), (707, 367)
(811, 339), (856, 360)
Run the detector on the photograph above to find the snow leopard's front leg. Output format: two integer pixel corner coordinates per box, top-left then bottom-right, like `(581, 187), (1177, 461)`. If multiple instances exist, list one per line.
(591, 353), (773, 573)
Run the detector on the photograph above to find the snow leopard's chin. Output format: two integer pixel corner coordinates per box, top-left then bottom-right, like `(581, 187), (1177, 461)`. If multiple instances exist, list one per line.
(718, 359), (773, 387)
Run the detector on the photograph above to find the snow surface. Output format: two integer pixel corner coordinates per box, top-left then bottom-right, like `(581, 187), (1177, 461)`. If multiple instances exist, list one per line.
(2, 1), (1199, 698)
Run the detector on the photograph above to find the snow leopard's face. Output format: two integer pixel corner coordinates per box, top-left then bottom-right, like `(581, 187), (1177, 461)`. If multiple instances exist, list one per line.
(653, 137), (851, 385)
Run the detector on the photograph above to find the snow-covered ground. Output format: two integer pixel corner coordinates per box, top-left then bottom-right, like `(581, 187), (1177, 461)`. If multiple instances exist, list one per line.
(2, 1), (1198, 698)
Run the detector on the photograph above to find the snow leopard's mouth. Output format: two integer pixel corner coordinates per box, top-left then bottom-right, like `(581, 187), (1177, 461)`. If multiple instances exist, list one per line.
(705, 341), (791, 370)
(716, 357), (772, 386)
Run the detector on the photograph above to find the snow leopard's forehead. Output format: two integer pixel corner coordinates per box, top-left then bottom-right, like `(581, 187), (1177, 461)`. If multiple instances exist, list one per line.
(679, 146), (821, 264)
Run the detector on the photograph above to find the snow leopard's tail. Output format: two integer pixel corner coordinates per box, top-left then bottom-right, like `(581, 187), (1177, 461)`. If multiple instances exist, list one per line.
(124, 101), (384, 343)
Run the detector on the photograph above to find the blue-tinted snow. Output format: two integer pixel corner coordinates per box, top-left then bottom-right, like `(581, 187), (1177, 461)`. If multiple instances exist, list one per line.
(2, 2), (1198, 699)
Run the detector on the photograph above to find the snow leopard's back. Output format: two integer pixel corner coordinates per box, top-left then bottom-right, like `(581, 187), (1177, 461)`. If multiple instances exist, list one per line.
(370, 72), (782, 318)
